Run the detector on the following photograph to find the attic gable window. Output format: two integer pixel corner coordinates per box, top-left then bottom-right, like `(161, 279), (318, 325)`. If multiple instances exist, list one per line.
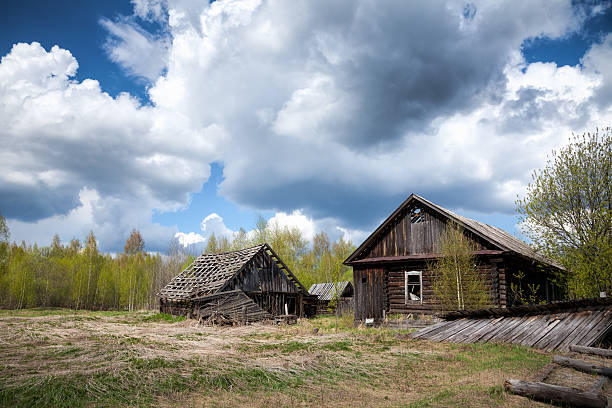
(405, 271), (422, 304)
(410, 207), (424, 223)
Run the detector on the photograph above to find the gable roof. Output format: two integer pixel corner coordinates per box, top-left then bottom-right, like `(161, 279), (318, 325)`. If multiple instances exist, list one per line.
(344, 193), (562, 269)
(309, 281), (353, 301)
(158, 243), (308, 301)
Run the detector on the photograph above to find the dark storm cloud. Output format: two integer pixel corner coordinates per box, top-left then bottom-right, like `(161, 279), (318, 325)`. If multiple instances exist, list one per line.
(330, 1), (509, 146)
(0, 183), (79, 221)
(201, 0), (586, 230)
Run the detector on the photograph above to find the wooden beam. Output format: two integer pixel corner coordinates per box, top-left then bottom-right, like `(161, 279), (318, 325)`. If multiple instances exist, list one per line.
(552, 355), (612, 377)
(504, 379), (607, 408)
(570, 345), (612, 358)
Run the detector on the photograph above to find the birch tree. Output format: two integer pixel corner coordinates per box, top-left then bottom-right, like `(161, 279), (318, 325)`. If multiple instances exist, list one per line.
(432, 222), (490, 311)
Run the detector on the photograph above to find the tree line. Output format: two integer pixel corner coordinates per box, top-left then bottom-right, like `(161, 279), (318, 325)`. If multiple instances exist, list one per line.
(0, 215), (354, 310)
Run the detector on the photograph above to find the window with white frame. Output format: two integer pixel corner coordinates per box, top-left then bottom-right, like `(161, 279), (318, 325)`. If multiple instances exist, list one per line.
(405, 271), (422, 303)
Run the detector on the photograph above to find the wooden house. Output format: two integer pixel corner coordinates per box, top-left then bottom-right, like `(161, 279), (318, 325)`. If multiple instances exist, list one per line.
(309, 281), (354, 314)
(343, 194), (564, 323)
(158, 244), (317, 323)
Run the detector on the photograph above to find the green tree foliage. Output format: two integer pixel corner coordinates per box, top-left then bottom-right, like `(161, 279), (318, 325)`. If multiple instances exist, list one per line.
(431, 222), (491, 311)
(517, 128), (612, 298)
(0, 214), (354, 310)
(0, 230), (186, 310)
(205, 233), (218, 254)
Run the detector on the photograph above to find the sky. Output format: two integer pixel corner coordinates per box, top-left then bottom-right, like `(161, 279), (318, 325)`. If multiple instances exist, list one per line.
(1, 0), (611, 253)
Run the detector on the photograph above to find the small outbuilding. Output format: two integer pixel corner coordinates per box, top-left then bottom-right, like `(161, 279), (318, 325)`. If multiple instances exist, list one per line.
(344, 193), (565, 323)
(309, 281), (354, 314)
(158, 244), (317, 323)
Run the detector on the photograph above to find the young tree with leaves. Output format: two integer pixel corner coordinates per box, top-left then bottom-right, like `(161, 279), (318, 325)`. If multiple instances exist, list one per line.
(205, 233), (218, 254)
(517, 128), (611, 298)
(431, 222), (491, 311)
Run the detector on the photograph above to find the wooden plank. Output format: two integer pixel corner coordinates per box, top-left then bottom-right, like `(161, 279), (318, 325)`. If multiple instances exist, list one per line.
(412, 321), (448, 339)
(552, 356), (612, 377)
(463, 316), (506, 343)
(506, 315), (546, 344)
(504, 379), (607, 408)
(545, 312), (594, 352)
(485, 316), (530, 343)
(557, 310), (608, 352)
(521, 317), (563, 348)
(534, 312), (580, 351)
(415, 319), (463, 340)
(573, 309), (612, 347)
(517, 314), (556, 347)
(429, 318), (479, 342)
(530, 312), (570, 349)
(478, 316), (523, 343)
(570, 345), (612, 358)
(447, 318), (493, 343)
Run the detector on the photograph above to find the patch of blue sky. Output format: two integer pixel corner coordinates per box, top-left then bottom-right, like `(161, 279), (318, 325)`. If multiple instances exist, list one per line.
(521, 3), (612, 67)
(0, 0), (155, 102)
(152, 163), (273, 234)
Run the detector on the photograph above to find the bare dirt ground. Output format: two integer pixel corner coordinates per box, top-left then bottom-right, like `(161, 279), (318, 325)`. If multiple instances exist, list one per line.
(1, 309), (603, 407)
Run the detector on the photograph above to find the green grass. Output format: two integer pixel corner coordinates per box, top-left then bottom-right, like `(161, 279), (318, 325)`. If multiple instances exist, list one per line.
(142, 313), (186, 323)
(321, 340), (352, 352)
(0, 355), (381, 408)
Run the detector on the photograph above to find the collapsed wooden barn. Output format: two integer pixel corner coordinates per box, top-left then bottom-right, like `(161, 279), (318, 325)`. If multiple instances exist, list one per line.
(158, 244), (317, 323)
(344, 193), (564, 323)
(308, 281), (354, 314)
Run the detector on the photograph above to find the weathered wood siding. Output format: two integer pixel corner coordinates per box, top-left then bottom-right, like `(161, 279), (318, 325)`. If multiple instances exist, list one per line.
(362, 207), (494, 259)
(353, 267), (387, 321)
(228, 252), (298, 294)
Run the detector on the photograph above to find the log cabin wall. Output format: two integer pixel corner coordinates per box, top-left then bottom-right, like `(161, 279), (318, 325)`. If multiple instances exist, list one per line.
(383, 256), (503, 315)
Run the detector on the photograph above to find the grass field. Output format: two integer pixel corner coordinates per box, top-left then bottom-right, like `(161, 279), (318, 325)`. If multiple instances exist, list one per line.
(0, 309), (553, 407)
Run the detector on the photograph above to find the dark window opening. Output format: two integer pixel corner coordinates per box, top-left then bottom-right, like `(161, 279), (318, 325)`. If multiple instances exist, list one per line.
(410, 207), (424, 223)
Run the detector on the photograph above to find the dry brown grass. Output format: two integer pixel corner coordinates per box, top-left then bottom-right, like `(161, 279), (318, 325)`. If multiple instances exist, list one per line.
(0, 309), (570, 407)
